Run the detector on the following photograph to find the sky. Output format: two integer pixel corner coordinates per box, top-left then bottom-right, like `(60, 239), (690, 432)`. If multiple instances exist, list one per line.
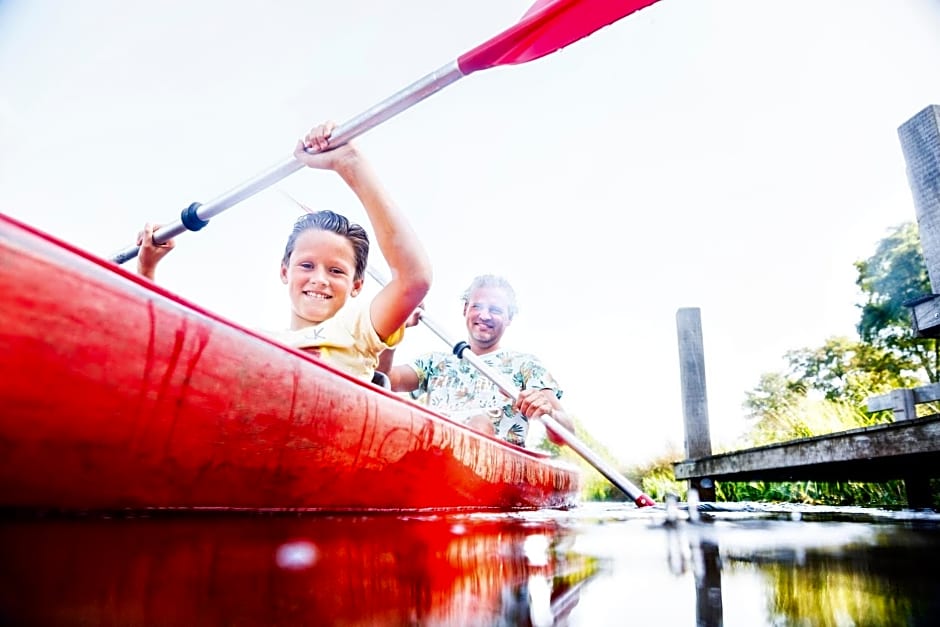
(2, 0), (939, 466)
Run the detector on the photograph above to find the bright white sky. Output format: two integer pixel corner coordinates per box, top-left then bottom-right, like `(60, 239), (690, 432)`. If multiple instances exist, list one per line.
(2, 0), (939, 465)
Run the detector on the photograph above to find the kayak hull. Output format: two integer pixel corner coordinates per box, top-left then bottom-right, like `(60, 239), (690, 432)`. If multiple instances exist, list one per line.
(0, 214), (581, 512)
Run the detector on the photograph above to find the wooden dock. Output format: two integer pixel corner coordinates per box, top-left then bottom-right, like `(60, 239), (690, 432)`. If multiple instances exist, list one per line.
(671, 311), (940, 508)
(671, 105), (940, 509)
(673, 415), (940, 493)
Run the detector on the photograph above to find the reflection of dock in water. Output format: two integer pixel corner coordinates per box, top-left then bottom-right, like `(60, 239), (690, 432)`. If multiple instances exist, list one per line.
(662, 498), (940, 627)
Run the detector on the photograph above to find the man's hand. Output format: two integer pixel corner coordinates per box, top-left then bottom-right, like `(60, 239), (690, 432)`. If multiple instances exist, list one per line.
(514, 388), (574, 446)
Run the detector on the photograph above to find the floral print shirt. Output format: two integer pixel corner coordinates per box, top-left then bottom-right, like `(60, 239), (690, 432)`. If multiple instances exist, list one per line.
(409, 350), (563, 447)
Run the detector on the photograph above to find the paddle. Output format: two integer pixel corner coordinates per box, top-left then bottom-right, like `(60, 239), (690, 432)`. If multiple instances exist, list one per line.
(366, 267), (657, 508)
(110, 0), (663, 264)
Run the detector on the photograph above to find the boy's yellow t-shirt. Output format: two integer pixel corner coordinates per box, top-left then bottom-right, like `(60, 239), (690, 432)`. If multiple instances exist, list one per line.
(266, 304), (404, 381)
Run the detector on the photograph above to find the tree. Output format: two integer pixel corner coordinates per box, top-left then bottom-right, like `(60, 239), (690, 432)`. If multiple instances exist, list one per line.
(742, 223), (930, 445)
(783, 337), (918, 406)
(724, 223), (938, 507)
(855, 221), (938, 383)
(742, 365), (886, 446)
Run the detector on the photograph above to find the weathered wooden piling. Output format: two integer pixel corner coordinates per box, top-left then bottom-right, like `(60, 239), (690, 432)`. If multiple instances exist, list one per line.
(899, 104), (940, 336)
(896, 104), (940, 505)
(676, 307), (715, 501)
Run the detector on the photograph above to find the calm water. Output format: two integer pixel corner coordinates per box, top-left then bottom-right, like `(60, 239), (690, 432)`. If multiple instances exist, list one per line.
(1, 501), (938, 626)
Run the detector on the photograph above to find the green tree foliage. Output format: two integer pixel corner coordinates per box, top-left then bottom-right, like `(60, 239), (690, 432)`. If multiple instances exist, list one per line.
(855, 221), (938, 383)
(743, 222), (930, 439)
(783, 337), (920, 407)
(725, 222), (938, 507)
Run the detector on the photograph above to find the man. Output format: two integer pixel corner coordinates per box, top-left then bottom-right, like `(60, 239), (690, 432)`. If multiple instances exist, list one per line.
(381, 274), (574, 447)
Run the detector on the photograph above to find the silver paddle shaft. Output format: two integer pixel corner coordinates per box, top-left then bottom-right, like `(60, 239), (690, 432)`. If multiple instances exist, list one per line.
(110, 62), (464, 265)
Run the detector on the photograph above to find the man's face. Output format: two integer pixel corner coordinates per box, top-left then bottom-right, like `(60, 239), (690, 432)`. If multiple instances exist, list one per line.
(463, 286), (512, 352)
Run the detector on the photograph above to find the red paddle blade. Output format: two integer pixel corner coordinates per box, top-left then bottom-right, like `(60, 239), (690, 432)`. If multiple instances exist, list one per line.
(457, 0), (663, 74)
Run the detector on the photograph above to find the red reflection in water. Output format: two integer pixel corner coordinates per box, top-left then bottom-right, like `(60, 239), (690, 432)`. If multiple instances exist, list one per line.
(0, 514), (598, 625)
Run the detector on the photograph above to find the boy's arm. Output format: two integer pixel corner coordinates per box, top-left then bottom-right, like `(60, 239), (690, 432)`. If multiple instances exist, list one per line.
(293, 122), (432, 342)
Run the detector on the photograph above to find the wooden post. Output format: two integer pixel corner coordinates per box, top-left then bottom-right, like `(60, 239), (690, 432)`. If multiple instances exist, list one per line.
(883, 387), (932, 508)
(898, 105), (940, 337)
(890, 388), (917, 422)
(898, 105), (940, 507)
(676, 308), (715, 501)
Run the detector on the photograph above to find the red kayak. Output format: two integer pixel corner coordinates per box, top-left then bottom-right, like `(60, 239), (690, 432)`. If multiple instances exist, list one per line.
(0, 213), (581, 512)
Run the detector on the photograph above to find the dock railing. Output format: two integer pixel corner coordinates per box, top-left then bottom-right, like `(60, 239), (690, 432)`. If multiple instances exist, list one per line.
(866, 383), (940, 421)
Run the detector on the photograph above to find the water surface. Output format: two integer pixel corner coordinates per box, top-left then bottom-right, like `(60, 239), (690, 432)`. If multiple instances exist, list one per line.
(1, 502), (937, 625)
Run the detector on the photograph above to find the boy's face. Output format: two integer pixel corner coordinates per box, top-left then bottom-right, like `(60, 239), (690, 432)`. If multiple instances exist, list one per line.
(280, 229), (362, 329)
(463, 286), (512, 352)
